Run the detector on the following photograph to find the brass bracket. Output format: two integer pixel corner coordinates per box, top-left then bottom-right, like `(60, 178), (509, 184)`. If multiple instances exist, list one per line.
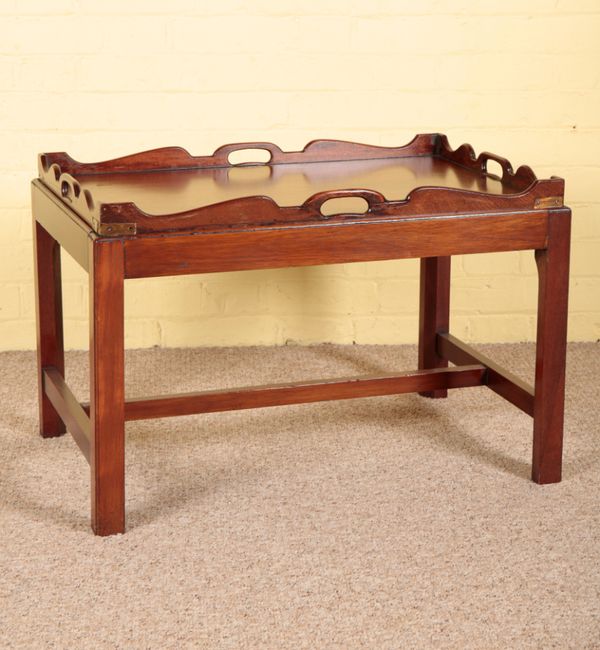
(534, 196), (563, 209)
(92, 219), (137, 236)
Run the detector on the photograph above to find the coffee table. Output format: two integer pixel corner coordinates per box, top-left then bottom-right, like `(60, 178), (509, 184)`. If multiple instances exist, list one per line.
(32, 134), (571, 535)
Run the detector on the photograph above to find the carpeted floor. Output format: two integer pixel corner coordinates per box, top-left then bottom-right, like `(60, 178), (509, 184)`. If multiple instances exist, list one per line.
(0, 342), (599, 649)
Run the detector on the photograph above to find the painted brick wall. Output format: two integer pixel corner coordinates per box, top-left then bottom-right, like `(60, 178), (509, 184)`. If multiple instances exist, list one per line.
(1, 0), (599, 350)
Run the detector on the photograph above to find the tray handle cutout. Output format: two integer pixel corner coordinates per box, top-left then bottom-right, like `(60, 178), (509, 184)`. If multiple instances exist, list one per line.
(213, 142), (284, 166)
(303, 189), (386, 218)
(477, 152), (514, 182)
(58, 174), (95, 211)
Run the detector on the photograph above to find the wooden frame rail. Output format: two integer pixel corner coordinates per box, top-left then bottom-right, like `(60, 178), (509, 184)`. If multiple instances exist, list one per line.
(78, 365), (486, 422)
(437, 333), (535, 417)
(121, 365), (486, 421)
(49, 345), (531, 463)
(43, 367), (91, 462)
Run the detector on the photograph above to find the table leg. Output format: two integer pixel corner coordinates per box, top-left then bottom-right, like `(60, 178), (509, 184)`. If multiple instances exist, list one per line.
(89, 239), (125, 535)
(532, 209), (571, 484)
(33, 220), (66, 438)
(418, 256), (451, 398)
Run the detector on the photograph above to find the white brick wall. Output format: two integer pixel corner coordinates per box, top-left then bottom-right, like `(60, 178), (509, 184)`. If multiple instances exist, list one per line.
(0, 0), (598, 349)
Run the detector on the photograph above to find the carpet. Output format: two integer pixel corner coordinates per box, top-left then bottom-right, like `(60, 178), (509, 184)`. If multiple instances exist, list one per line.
(0, 343), (599, 649)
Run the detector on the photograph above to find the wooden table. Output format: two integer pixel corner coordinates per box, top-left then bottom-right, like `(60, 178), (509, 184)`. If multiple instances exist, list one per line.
(32, 134), (571, 535)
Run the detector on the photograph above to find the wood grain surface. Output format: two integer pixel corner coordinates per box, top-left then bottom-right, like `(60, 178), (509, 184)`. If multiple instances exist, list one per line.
(36, 135), (564, 236)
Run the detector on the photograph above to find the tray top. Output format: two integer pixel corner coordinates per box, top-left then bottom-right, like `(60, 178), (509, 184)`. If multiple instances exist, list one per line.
(75, 155), (510, 216)
(37, 134), (564, 236)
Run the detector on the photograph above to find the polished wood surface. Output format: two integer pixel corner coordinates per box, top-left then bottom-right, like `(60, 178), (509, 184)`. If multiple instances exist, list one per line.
(119, 366), (486, 421)
(437, 332), (535, 417)
(89, 239), (125, 536)
(123, 211), (549, 279)
(33, 221), (66, 438)
(75, 155), (511, 215)
(532, 209), (571, 483)
(31, 181), (91, 271)
(32, 135), (571, 534)
(37, 135), (564, 235)
(43, 366), (90, 462)
(418, 257), (451, 398)
(89, 179), (564, 236)
(40, 135), (437, 175)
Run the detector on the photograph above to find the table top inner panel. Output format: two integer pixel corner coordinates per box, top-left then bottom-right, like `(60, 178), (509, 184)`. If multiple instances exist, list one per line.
(75, 155), (511, 215)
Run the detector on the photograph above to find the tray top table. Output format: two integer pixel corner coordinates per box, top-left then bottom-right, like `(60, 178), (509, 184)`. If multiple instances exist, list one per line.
(31, 134), (571, 535)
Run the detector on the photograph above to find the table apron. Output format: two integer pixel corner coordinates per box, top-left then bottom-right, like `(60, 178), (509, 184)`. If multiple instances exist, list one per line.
(123, 212), (549, 279)
(31, 180), (93, 271)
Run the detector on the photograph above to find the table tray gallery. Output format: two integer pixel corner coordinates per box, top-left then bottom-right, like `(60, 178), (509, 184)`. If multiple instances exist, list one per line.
(32, 134), (570, 535)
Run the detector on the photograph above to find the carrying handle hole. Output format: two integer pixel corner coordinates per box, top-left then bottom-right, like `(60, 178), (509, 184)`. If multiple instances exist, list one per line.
(484, 159), (504, 180)
(319, 197), (370, 217)
(228, 148), (272, 166)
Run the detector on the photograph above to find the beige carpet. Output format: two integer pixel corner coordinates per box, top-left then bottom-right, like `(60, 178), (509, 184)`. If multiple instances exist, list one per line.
(1, 342), (599, 649)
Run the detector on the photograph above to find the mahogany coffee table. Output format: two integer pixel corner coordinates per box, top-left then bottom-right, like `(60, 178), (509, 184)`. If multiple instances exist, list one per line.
(32, 135), (570, 535)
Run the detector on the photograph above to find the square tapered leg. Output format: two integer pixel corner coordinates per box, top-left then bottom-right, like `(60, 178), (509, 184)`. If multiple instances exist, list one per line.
(33, 219), (66, 438)
(532, 209), (571, 484)
(418, 256), (451, 398)
(89, 238), (126, 535)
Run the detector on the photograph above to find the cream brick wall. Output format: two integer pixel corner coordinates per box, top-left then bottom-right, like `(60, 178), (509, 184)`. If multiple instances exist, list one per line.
(0, 0), (599, 350)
